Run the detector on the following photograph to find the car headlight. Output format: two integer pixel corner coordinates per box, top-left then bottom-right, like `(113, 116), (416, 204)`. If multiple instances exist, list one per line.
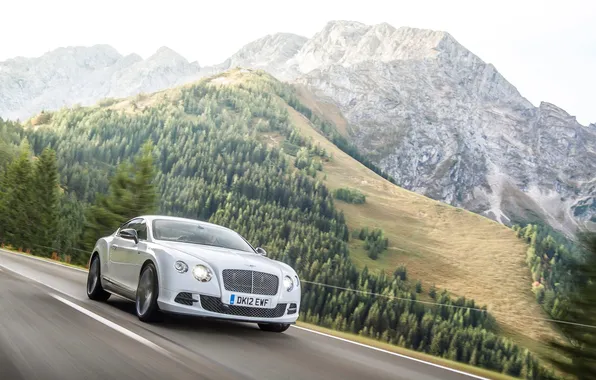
(192, 264), (213, 282)
(294, 275), (300, 288)
(283, 275), (294, 292)
(174, 261), (188, 273)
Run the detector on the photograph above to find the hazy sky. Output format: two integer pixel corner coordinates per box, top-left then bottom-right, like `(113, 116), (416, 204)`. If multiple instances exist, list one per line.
(2, 0), (595, 125)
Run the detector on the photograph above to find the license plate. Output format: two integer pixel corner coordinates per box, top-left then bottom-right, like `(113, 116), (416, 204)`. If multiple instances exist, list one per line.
(228, 294), (272, 308)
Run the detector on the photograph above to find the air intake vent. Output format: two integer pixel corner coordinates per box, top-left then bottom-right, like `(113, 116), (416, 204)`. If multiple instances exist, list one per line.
(174, 292), (196, 306)
(288, 303), (297, 315)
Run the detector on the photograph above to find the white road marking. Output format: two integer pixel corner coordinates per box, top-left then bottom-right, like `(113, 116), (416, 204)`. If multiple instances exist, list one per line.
(0, 248), (88, 273)
(51, 293), (172, 358)
(2, 248), (490, 379)
(291, 326), (490, 380)
(0, 262), (78, 298)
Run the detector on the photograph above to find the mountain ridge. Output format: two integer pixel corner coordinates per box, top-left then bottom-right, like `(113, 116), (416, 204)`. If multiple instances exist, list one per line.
(1, 20), (594, 234)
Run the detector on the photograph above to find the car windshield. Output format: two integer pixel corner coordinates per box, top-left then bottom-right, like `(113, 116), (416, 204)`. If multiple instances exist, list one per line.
(152, 219), (255, 253)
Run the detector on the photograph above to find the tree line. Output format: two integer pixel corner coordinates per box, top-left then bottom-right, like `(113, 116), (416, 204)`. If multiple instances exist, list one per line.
(0, 73), (558, 378)
(513, 223), (583, 320)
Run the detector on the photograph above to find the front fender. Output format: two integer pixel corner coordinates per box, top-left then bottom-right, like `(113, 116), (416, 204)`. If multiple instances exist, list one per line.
(92, 238), (112, 277)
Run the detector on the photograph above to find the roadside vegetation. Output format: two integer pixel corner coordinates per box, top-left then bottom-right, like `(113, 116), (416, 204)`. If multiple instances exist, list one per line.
(513, 223), (583, 320)
(0, 70), (564, 378)
(545, 233), (596, 379)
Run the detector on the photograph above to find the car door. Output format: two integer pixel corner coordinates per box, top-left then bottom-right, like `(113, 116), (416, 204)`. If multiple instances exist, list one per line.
(120, 218), (151, 291)
(109, 218), (142, 291)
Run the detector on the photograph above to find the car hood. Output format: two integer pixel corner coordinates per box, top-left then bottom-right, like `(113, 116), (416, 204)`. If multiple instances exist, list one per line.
(156, 241), (289, 276)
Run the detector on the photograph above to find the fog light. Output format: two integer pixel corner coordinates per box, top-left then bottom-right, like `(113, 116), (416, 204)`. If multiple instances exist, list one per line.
(174, 261), (188, 273)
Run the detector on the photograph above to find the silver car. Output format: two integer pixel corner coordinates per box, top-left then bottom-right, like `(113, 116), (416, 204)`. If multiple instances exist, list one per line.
(86, 215), (301, 333)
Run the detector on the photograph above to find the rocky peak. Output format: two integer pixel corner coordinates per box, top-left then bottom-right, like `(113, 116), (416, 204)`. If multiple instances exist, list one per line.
(48, 44), (123, 69)
(538, 101), (574, 118)
(144, 46), (190, 68)
(226, 33), (307, 76)
(291, 21), (463, 75)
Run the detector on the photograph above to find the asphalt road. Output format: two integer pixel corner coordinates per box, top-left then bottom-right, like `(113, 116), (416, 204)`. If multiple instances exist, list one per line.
(0, 249), (487, 380)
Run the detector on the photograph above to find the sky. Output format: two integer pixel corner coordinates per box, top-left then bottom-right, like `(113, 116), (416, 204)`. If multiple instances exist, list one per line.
(1, 0), (595, 125)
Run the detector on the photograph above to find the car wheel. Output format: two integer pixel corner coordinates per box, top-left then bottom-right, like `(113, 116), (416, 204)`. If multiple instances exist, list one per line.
(87, 255), (110, 301)
(258, 323), (291, 333)
(135, 263), (161, 322)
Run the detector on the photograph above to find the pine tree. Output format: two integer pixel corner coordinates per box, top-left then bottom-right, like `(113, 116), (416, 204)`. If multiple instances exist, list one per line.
(32, 148), (61, 252)
(82, 146), (158, 250)
(415, 280), (423, 293)
(0, 141), (35, 248)
(132, 141), (157, 213)
(547, 232), (596, 379)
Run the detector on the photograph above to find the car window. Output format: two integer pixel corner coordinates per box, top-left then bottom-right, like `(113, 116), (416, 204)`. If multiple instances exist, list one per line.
(152, 219), (254, 253)
(118, 218), (146, 240)
(117, 220), (134, 234)
(135, 220), (148, 241)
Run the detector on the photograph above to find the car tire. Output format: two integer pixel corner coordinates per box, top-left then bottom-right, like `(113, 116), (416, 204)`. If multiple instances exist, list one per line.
(87, 255), (111, 301)
(258, 323), (291, 333)
(135, 262), (161, 323)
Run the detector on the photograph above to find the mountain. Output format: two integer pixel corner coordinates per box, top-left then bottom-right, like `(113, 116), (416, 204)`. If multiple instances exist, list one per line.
(283, 21), (596, 235)
(1, 20), (594, 234)
(0, 45), (201, 121)
(214, 33), (308, 79)
(216, 20), (596, 235)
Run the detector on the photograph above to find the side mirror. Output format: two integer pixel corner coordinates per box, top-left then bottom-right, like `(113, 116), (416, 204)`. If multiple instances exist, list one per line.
(119, 228), (139, 244)
(256, 247), (267, 256)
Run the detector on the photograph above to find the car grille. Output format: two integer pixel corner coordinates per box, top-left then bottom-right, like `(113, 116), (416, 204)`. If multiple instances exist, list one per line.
(222, 269), (279, 296)
(200, 295), (287, 318)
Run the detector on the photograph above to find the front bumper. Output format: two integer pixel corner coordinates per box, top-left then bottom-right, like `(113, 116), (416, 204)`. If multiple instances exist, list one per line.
(157, 288), (300, 324)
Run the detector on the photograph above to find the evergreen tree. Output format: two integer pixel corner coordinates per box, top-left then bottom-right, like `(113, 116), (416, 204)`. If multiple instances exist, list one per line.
(55, 192), (86, 263)
(132, 141), (158, 213)
(32, 148), (61, 252)
(0, 141), (35, 248)
(547, 232), (596, 379)
(83, 146), (158, 250)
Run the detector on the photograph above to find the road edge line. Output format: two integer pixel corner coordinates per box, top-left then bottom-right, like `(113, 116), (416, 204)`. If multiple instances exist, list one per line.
(291, 326), (490, 379)
(0, 248), (88, 273)
(50, 293), (172, 357)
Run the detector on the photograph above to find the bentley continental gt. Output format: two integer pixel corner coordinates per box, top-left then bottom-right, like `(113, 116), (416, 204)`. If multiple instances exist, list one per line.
(86, 215), (301, 332)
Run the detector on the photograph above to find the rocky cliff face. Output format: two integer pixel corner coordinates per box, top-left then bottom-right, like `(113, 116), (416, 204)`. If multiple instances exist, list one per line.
(1, 21), (594, 232)
(216, 21), (595, 233)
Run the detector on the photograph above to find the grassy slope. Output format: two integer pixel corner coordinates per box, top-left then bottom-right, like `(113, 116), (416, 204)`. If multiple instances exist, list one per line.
(282, 85), (559, 346)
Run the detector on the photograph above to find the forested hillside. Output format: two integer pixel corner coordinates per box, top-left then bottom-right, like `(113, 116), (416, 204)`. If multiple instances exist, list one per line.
(514, 223), (585, 321)
(0, 69), (557, 378)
